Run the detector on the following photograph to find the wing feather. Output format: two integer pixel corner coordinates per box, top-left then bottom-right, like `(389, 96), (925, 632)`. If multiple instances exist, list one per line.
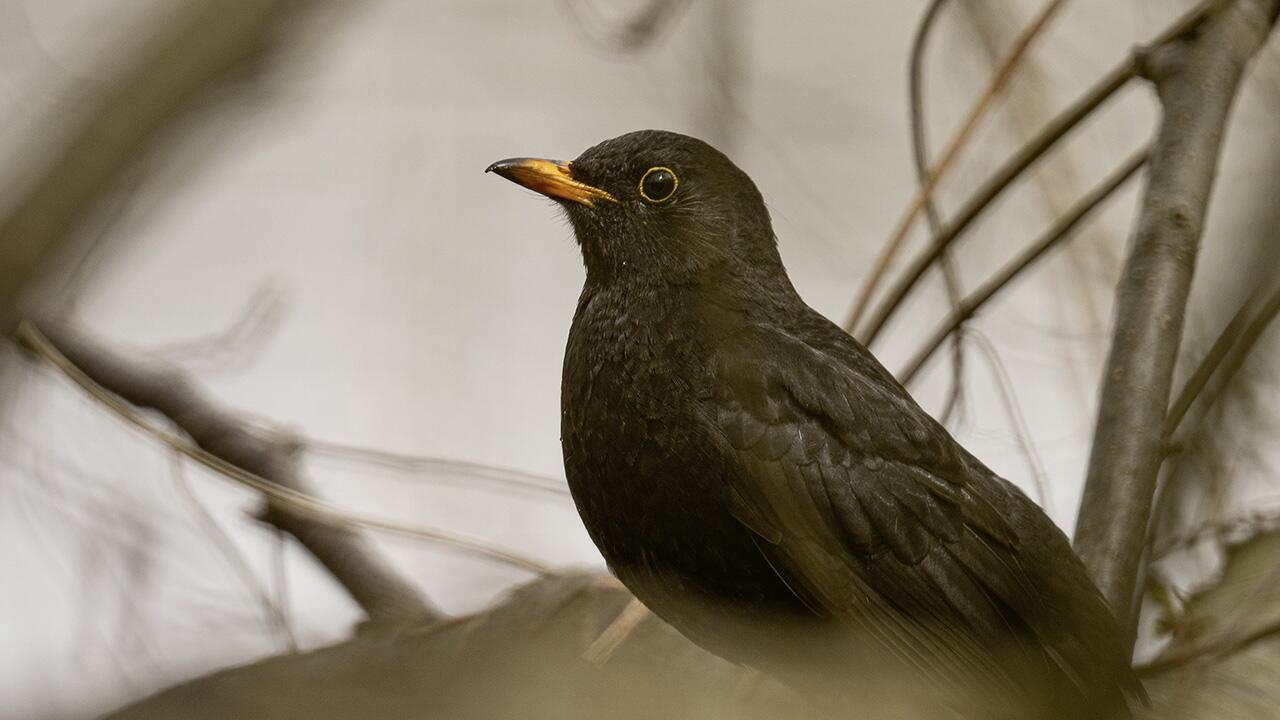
(708, 326), (1135, 713)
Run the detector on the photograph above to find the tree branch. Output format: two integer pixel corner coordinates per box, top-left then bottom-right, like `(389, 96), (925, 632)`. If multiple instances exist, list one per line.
(15, 321), (552, 578)
(16, 320), (443, 624)
(1073, 0), (1280, 630)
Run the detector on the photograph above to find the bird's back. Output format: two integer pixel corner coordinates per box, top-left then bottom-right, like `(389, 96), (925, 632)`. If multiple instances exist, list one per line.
(720, 299), (1143, 717)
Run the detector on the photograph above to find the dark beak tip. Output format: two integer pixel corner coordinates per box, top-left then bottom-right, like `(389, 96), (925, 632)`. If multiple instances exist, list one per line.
(485, 158), (523, 177)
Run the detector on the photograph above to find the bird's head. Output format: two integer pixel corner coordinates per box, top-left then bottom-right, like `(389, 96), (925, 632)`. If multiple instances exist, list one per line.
(487, 130), (781, 287)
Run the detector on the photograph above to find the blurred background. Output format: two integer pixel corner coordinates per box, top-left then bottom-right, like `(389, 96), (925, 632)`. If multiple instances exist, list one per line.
(2, 0), (1279, 717)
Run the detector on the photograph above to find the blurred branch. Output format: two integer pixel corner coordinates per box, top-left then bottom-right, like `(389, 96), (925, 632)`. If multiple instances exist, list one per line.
(150, 282), (288, 370)
(857, 1), (1223, 347)
(898, 147), (1149, 384)
(16, 320), (556, 619)
(169, 450), (298, 650)
(963, 329), (1051, 510)
(1135, 531), (1280, 720)
(562, 0), (690, 52)
(907, 0), (968, 426)
(1153, 505), (1280, 560)
(1134, 532), (1280, 717)
(0, 0), (325, 329)
(844, 0), (1069, 336)
(1164, 279), (1280, 436)
(17, 319), (437, 623)
(17, 319), (553, 573)
(306, 439), (571, 498)
(1137, 615), (1280, 677)
(1145, 279), (1280, 561)
(1074, 0), (1280, 630)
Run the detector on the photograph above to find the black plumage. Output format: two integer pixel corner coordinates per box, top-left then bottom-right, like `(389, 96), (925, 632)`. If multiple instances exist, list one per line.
(488, 130), (1144, 718)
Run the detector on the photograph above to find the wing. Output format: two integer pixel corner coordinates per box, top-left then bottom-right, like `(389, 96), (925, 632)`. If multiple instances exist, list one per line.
(708, 322), (1138, 714)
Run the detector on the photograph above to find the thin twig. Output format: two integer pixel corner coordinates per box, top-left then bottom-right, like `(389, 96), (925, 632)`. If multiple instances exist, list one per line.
(898, 148), (1149, 384)
(150, 283), (287, 369)
(1074, 0), (1280, 630)
(963, 329), (1052, 512)
(170, 450), (297, 651)
(306, 439), (570, 498)
(908, 0), (968, 427)
(857, 0), (1225, 346)
(1165, 280), (1280, 437)
(844, 0), (1070, 335)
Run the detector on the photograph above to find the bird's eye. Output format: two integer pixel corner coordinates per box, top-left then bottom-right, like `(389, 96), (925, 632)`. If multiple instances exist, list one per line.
(638, 167), (678, 203)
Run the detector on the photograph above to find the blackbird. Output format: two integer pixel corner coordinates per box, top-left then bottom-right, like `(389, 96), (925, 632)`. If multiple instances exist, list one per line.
(487, 130), (1143, 718)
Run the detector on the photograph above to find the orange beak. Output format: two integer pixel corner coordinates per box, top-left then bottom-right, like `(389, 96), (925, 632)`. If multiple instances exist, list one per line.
(486, 157), (617, 207)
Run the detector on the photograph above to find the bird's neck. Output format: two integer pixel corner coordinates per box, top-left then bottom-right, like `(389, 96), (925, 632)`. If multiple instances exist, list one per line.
(567, 267), (805, 393)
(581, 247), (799, 313)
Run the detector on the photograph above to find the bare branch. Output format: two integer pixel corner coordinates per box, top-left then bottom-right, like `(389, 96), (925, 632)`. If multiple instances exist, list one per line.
(857, 1), (1223, 347)
(17, 319), (440, 623)
(583, 598), (651, 667)
(169, 450), (297, 650)
(1074, 0), (1280, 630)
(844, 0), (1070, 335)
(898, 148), (1149, 384)
(562, 0), (691, 51)
(15, 320), (556, 620)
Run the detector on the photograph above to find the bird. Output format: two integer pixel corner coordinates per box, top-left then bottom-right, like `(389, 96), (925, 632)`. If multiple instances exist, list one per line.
(487, 130), (1144, 719)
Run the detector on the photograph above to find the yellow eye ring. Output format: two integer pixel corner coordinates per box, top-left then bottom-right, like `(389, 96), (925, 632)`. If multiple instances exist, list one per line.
(638, 166), (679, 203)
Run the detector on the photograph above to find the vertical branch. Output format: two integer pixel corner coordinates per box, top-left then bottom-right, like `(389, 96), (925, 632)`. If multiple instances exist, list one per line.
(1074, 0), (1280, 629)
